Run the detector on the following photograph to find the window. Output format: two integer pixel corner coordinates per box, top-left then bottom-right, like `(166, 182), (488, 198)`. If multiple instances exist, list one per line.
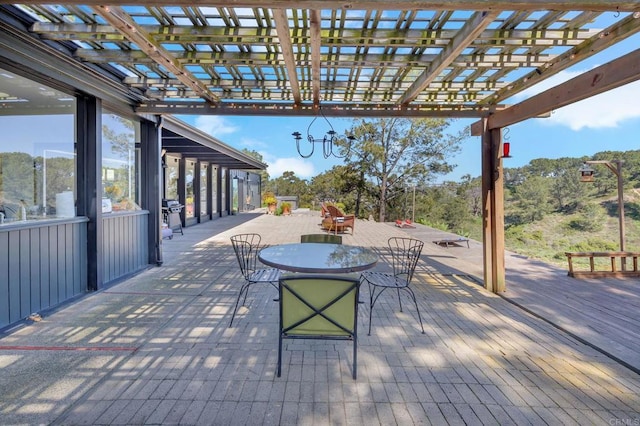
(211, 166), (218, 214)
(165, 155), (180, 201)
(101, 112), (140, 212)
(221, 167), (227, 213)
(200, 163), (208, 217)
(185, 159), (195, 218)
(0, 68), (76, 223)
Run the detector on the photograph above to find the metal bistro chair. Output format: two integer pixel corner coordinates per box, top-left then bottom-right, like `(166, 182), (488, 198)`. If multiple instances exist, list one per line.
(278, 274), (361, 379)
(229, 233), (281, 327)
(300, 234), (343, 244)
(360, 237), (425, 335)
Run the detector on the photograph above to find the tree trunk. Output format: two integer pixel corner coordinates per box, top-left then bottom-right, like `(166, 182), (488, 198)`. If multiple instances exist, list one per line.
(354, 169), (365, 218)
(379, 176), (387, 222)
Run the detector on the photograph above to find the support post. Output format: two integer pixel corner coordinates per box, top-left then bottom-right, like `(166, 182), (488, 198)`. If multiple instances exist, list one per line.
(481, 120), (506, 293)
(76, 95), (102, 291)
(141, 116), (163, 266)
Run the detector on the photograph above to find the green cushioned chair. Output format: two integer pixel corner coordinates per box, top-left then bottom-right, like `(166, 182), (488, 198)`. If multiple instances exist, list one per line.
(278, 275), (361, 379)
(300, 234), (343, 244)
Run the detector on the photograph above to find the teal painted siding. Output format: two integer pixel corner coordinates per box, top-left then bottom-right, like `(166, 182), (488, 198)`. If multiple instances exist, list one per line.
(102, 212), (149, 284)
(0, 218), (88, 329)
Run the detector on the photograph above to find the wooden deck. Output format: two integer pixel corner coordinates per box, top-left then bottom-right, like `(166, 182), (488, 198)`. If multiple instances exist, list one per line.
(2, 212), (639, 425)
(401, 224), (640, 374)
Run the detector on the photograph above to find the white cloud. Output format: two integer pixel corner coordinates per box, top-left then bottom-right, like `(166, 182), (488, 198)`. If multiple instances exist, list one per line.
(545, 83), (640, 130)
(513, 70), (640, 131)
(239, 136), (268, 150)
(262, 154), (316, 179)
(194, 116), (239, 136)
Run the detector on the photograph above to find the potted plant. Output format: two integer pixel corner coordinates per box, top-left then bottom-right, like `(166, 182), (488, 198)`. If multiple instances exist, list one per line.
(281, 201), (292, 216)
(263, 193), (277, 214)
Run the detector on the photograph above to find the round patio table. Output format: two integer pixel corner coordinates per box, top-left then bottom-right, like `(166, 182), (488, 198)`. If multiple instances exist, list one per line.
(258, 243), (378, 273)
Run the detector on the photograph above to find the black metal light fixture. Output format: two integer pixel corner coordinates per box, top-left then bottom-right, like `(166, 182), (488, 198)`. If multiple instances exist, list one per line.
(292, 107), (355, 159)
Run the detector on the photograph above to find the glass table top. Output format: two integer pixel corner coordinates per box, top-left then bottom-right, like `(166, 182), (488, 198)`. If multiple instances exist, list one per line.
(258, 243), (378, 273)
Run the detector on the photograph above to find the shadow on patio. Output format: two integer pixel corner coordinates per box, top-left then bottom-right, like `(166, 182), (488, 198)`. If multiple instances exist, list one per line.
(1, 211), (639, 425)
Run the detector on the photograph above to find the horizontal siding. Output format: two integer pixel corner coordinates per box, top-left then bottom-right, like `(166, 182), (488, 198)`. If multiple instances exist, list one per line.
(102, 211), (149, 284)
(0, 219), (88, 329)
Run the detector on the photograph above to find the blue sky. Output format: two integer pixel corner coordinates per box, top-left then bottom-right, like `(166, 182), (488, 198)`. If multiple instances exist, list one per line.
(177, 30), (640, 184)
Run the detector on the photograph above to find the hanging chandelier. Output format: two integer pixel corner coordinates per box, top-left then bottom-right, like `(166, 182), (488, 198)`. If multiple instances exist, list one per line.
(292, 107), (355, 159)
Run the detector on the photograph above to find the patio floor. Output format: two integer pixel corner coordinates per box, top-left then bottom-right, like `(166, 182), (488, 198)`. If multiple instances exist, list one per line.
(1, 210), (639, 425)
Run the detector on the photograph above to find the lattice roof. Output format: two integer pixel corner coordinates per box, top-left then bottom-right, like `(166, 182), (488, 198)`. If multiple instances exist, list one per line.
(8, 1), (640, 118)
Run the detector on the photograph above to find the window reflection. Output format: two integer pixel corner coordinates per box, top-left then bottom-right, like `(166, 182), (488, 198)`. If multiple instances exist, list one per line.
(211, 166), (218, 214)
(0, 68), (76, 223)
(221, 167), (227, 213)
(185, 159), (195, 218)
(101, 112), (140, 212)
(200, 163), (208, 217)
(165, 155), (180, 201)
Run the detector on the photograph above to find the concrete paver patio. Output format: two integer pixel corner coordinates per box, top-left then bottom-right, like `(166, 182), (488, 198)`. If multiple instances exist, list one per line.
(1, 211), (639, 425)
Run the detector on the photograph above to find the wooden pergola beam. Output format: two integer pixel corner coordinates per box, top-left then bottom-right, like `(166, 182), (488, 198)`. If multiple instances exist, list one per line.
(471, 47), (640, 133)
(93, 5), (220, 104)
(309, 9), (322, 105)
(135, 101), (502, 116)
(32, 22), (597, 45)
(10, 1), (640, 12)
(479, 13), (640, 106)
(398, 10), (499, 105)
(272, 8), (302, 105)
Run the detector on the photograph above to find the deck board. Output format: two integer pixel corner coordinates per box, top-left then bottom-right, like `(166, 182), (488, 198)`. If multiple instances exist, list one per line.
(395, 222), (640, 373)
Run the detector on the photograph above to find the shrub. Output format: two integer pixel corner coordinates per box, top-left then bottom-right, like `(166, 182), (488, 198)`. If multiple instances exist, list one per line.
(566, 238), (618, 252)
(263, 192), (277, 206)
(566, 204), (604, 232)
(417, 218), (449, 231)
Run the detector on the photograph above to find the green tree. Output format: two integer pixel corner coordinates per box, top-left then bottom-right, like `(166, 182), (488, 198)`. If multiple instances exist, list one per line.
(512, 175), (551, 223)
(345, 118), (467, 222)
(309, 165), (364, 213)
(549, 159), (589, 212)
(241, 148), (270, 184)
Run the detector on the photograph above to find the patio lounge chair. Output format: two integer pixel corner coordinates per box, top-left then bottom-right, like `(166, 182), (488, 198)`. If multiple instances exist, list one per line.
(326, 205), (355, 235)
(395, 219), (416, 228)
(277, 274), (361, 379)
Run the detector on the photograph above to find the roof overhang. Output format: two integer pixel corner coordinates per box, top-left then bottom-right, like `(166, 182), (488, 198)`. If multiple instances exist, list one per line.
(161, 115), (266, 170)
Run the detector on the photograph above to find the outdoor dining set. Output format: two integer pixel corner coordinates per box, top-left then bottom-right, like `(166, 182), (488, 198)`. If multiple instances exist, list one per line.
(228, 232), (425, 379)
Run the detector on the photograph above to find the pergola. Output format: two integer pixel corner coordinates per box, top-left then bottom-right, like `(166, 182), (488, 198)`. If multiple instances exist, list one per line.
(3, 0), (640, 292)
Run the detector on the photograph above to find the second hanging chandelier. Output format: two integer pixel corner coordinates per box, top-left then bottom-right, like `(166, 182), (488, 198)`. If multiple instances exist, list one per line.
(292, 107), (355, 159)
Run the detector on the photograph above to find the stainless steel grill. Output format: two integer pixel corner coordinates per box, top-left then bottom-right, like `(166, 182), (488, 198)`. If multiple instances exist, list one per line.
(162, 199), (184, 235)
(162, 199), (183, 213)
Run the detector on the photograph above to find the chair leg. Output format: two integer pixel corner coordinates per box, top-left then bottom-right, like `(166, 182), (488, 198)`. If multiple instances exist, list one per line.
(367, 281), (375, 336)
(277, 334), (282, 377)
(229, 282), (250, 327)
(353, 336), (357, 380)
(396, 287), (403, 312)
(242, 283), (251, 306)
(366, 281), (387, 336)
(404, 287), (425, 334)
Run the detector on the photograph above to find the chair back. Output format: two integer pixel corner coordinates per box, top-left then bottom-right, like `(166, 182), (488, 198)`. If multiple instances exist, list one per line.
(326, 204), (345, 219)
(230, 233), (262, 279)
(278, 274), (361, 378)
(388, 237), (424, 284)
(280, 275), (359, 337)
(300, 234), (343, 244)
